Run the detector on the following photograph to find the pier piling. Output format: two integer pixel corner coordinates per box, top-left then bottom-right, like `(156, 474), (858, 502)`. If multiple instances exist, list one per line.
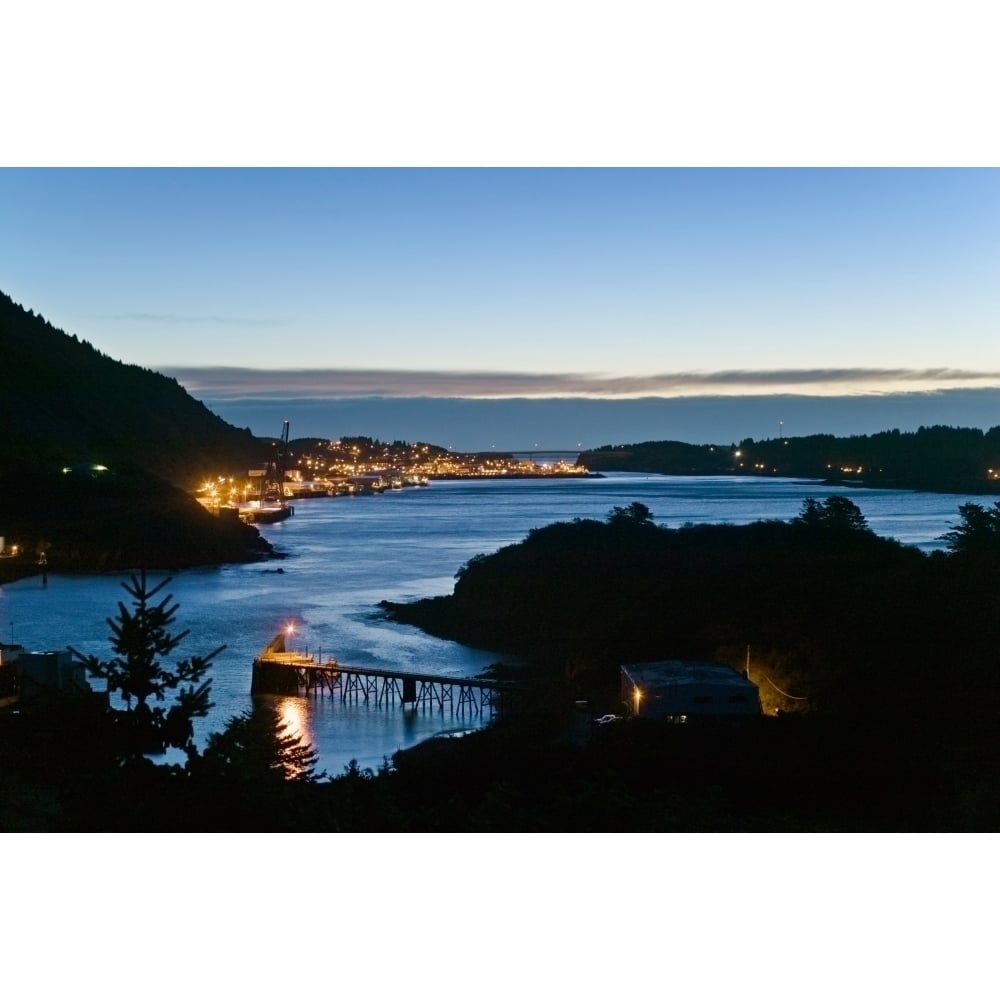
(250, 634), (515, 717)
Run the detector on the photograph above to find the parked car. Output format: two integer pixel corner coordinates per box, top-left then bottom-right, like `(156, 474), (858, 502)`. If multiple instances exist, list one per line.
(593, 714), (621, 725)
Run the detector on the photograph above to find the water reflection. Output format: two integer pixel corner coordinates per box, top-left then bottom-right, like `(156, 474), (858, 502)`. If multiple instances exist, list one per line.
(274, 696), (315, 779)
(276, 696), (311, 747)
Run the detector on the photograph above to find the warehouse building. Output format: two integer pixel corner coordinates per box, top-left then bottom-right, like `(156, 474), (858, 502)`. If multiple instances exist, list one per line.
(620, 660), (761, 721)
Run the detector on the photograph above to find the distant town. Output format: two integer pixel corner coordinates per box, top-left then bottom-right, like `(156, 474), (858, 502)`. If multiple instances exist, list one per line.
(289, 435), (588, 481)
(185, 424), (1000, 526)
(196, 435), (591, 515)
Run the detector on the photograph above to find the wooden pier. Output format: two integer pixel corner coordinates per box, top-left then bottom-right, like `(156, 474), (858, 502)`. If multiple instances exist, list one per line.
(250, 635), (516, 717)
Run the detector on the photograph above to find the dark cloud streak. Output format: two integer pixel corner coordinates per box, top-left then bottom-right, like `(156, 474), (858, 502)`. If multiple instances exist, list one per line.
(162, 365), (1000, 400)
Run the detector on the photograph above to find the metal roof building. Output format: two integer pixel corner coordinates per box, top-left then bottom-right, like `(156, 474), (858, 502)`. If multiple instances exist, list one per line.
(620, 660), (761, 720)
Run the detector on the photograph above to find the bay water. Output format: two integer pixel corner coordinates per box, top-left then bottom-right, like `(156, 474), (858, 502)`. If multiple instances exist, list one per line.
(0, 474), (987, 774)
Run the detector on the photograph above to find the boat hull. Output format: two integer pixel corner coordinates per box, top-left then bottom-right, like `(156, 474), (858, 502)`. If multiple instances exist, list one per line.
(225, 503), (294, 524)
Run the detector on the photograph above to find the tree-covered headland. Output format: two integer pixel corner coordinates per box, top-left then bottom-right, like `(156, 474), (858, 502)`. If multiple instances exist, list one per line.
(384, 497), (999, 717)
(580, 426), (1000, 494)
(376, 497), (1000, 829)
(0, 290), (277, 572)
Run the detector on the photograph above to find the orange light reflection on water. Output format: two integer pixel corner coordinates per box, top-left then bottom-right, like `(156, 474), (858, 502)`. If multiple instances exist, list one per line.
(275, 697), (315, 779)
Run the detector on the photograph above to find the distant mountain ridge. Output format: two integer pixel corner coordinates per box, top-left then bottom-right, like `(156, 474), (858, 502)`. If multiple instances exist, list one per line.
(0, 290), (259, 486)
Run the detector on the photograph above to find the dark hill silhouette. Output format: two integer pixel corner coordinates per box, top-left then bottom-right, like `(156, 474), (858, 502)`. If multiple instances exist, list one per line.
(0, 290), (271, 572)
(0, 290), (259, 485)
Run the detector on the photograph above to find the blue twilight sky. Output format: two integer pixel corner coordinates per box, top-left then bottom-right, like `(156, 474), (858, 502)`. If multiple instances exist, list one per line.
(3, 167), (999, 449)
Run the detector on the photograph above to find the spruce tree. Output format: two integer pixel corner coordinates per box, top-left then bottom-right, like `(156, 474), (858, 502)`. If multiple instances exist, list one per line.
(202, 702), (323, 783)
(71, 571), (222, 757)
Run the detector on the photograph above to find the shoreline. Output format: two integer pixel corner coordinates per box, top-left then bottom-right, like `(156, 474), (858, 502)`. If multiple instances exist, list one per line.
(0, 560), (46, 587)
(583, 467), (1000, 497)
(427, 471), (603, 481)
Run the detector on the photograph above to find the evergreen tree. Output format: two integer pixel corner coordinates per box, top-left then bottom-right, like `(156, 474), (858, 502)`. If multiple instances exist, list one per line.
(794, 496), (870, 532)
(71, 571), (222, 757)
(201, 702), (322, 783)
(941, 501), (1000, 555)
(606, 501), (655, 526)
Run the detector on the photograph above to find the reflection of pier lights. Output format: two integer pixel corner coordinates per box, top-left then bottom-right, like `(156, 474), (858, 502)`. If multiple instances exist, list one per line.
(276, 697), (314, 759)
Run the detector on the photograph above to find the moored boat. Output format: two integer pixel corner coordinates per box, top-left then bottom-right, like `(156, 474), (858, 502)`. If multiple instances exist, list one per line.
(235, 500), (293, 524)
(228, 420), (295, 523)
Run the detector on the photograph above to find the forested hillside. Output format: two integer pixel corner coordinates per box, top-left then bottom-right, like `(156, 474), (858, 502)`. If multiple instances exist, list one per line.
(580, 427), (1000, 493)
(0, 290), (259, 485)
(0, 291), (271, 572)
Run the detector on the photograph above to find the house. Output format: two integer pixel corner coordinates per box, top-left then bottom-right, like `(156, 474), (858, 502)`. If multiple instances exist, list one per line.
(13, 650), (93, 706)
(620, 660), (761, 721)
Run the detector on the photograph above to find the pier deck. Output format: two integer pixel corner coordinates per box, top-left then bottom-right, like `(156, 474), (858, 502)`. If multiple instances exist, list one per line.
(251, 637), (515, 717)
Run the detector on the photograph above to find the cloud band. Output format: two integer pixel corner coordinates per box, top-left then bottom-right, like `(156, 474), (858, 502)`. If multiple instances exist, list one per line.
(161, 366), (1000, 401)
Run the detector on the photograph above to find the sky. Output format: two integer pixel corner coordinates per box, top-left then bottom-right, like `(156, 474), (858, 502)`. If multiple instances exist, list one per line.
(2, 4), (999, 451)
(2, 167), (998, 448)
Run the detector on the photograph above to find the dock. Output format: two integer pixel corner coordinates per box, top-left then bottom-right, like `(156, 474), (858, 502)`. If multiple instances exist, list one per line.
(251, 634), (516, 716)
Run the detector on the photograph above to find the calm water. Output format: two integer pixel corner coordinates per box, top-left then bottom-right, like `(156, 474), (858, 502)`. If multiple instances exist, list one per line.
(0, 474), (987, 773)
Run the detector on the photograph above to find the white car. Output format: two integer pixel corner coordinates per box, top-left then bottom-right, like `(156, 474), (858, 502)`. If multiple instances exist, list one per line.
(593, 714), (621, 725)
